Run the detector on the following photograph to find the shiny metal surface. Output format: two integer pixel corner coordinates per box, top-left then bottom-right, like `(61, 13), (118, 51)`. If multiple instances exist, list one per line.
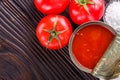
(92, 34), (120, 79)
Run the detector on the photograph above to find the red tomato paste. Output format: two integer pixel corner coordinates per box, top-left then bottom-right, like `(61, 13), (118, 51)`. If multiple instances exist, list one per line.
(72, 24), (115, 69)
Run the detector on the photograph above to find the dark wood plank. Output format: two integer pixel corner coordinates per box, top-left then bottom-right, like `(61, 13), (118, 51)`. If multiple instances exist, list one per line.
(0, 0), (110, 80)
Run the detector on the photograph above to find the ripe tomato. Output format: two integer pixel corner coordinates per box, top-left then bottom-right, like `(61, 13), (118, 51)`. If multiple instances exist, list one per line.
(36, 15), (72, 50)
(69, 0), (105, 25)
(34, 0), (70, 14)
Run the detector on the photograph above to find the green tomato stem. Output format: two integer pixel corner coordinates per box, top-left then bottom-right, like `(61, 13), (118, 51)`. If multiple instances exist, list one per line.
(43, 17), (66, 48)
(75, 0), (95, 14)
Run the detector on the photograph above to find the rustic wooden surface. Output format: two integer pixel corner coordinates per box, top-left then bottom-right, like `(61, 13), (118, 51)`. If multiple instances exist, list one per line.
(0, 0), (110, 80)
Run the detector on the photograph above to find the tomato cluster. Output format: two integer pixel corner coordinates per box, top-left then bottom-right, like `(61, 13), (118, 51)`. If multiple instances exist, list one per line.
(34, 0), (105, 50)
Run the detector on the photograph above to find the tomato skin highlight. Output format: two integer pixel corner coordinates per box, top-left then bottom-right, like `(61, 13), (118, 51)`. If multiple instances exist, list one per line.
(72, 24), (115, 69)
(34, 0), (70, 14)
(36, 15), (72, 50)
(69, 0), (105, 25)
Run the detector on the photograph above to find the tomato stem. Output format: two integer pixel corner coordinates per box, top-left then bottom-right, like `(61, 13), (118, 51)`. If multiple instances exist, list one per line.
(75, 0), (95, 14)
(43, 17), (66, 48)
(53, 17), (58, 30)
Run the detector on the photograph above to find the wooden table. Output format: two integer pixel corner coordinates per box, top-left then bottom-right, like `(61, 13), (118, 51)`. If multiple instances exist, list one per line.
(0, 0), (110, 80)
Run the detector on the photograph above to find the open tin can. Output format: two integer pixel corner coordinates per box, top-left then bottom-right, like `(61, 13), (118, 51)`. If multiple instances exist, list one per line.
(69, 21), (120, 79)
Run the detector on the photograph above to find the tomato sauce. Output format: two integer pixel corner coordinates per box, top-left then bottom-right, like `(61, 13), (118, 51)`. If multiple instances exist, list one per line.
(72, 24), (115, 69)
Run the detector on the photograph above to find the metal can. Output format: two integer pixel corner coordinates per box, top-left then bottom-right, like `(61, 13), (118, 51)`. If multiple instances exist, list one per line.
(69, 21), (120, 79)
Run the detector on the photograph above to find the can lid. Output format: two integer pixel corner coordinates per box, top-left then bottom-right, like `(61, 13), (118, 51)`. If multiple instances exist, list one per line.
(92, 34), (120, 79)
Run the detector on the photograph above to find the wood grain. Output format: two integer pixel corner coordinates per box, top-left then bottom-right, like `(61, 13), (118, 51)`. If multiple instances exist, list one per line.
(0, 0), (110, 80)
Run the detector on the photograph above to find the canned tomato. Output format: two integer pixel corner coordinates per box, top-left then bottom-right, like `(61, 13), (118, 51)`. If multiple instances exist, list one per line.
(69, 21), (120, 79)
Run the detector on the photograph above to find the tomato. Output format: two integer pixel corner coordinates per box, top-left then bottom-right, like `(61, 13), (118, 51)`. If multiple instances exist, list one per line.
(69, 0), (105, 25)
(34, 0), (70, 14)
(36, 15), (72, 50)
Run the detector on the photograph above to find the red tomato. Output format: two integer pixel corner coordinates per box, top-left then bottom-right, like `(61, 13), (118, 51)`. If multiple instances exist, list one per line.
(36, 15), (72, 50)
(34, 0), (70, 14)
(69, 0), (105, 25)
